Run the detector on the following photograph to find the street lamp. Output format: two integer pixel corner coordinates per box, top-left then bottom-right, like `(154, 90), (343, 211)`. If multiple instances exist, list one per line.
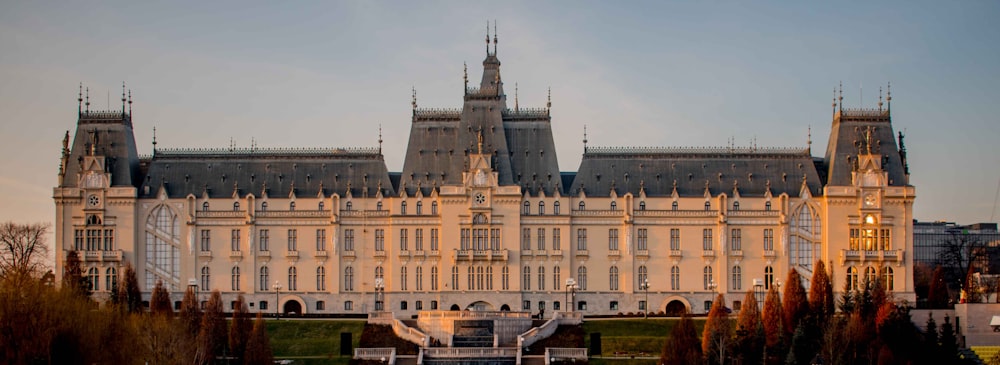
(272, 280), (282, 320)
(374, 277), (385, 311)
(639, 278), (650, 318)
(565, 278), (577, 312)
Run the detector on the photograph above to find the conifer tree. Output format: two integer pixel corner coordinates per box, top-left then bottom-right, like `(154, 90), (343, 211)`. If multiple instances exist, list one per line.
(149, 279), (173, 316)
(736, 289), (763, 365)
(62, 250), (90, 298)
(927, 266), (950, 309)
(939, 314), (959, 363)
(660, 312), (702, 365)
(838, 277), (856, 313)
(924, 312), (939, 362)
(702, 294), (733, 365)
(229, 294), (252, 361)
(781, 270), (808, 342)
(808, 260), (834, 321)
(244, 313), (274, 365)
(179, 286), (202, 335)
(116, 262), (142, 313)
(196, 290), (226, 365)
(762, 285), (783, 365)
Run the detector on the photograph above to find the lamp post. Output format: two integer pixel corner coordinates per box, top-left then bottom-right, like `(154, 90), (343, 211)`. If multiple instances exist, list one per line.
(639, 278), (650, 318)
(565, 278), (577, 312)
(272, 281), (282, 320)
(374, 277), (385, 311)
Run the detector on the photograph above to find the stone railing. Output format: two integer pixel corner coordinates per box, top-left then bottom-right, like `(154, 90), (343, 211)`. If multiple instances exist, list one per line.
(257, 210), (330, 218)
(82, 250), (124, 262)
(229, 251), (243, 259)
(368, 311), (395, 324)
(571, 209), (624, 217)
(367, 312), (429, 347)
(453, 249), (508, 261)
(553, 311), (584, 324)
(839, 249), (903, 264)
(341, 210), (390, 218)
(703, 250), (715, 257)
(545, 348), (588, 364)
(729, 250), (744, 257)
(418, 311), (531, 320)
(195, 211), (245, 219)
(518, 316), (560, 349)
(354, 348), (396, 365)
(763, 250), (777, 258)
(632, 209), (718, 218)
(669, 250), (683, 258)
(198, 251), (212, 258)
(727, 210), (780, 218)
(422, 347), (519, 358)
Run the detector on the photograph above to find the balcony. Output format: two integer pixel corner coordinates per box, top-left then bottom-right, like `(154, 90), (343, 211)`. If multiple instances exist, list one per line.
(608, 250), (621, 259)
(343, 250), (356, 258)
(636, 249), (649, 259)
(373, 250), (386, 258)
(669, 250), (683, 258)
(763, 250), (777, 258)
(413, 250), (425, 258)
(702, 250), (716, 257)
(198, 251), (213, 258)
(286, 250), (300, 258)
(195, 210), (245, 219)
(102, 250), (123, 262)
(229, 251), (243, 259)
(258, 250), (271, 258)
(398, 250), (411, 259)
(575, 250), (589, 257)
(839, 249), (903, 264)
(429, 250), (441, 257)
(315, 250), (329, 258)
(551, 249), (563, 257)
(521, 249), (533, 257)
(729, 250), (744, 257)
(453, 249), (508, 261)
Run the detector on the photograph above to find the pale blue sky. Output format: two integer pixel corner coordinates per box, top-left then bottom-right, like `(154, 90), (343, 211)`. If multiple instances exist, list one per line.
(1, 1), (999, 230)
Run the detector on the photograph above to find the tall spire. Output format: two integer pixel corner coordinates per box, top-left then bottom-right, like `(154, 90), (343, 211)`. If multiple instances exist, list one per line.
(886, 82), (892, 113)
(837, 81), (843, 112)
(78, 83), (83, 115)
(831, 87), (837, 117)
(583, 125), (588, 153)
(807, 125), (812, 155)
(152, 126), (158, 153)
(128, 89), (132, 115)
(493, 20), (498, 56)
(85, 87), (90, 112)
(514, 82), (519, 112)
(463, 62), (468, 92)
(411, 87), (417, 110)
(485, 21), (490, 55)
(378, 124), (383, 154)
(546, 87), (552, 114)
(121, 82), (126, 114)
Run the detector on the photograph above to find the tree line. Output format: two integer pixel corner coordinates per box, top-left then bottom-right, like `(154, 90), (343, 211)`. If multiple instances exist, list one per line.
(0, 222), (273, 364)
(660, 260), (974, 365)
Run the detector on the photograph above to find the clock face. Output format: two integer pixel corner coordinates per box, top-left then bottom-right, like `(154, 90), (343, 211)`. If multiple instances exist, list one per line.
(88, 194), (100, 207)
(474, 193), (486, 205)
(864, 194), (877, 207)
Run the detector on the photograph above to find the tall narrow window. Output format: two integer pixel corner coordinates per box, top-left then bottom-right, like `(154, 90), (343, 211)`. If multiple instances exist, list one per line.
(538, 201), (545, 215)
(884, 267), (894, 291)
(704, 201), (710, 211)
(344, 267), (354, 292)
(638, 265), (648, 288)
(732, 265), (742, 291)
(415, 229), (424, 251)
(200, 267), (210, 291)
(345, 201), (352, 211)
(579, 201), (585, 211)
(672, 201), (678, 211)
(731, 229), (742, 251)
(416, 266), (423, 291)
(880, 229), (892, 250)
(763, 229), (774, 251)
(670, 229), (680, 250)
(89, 267), (99, 291)
(431, 229), (439, 251)
(523, 201), (530, 214)
(577, 266), (587, 290)
(765, 201), (771, 211)
(287, 229), (297, 252)
(610, 201), (617, 210)
(523, 266), (531, 290)
(375, 266), (384, 281)
(234, 202), (240, 211)
(318, 201), (325, 211)
(553, 266), (561, 290)
(732, 201), (740, 211)
(553, 228), (561, 250)
(344, 229), (354, 251)
(232, 266), (241, 291)
(400, 229), (408, 251)
(537, 229), (546, 250)
(609, 266), (619, 291)
(202, 201), (209, 211)
(416, 201), (423, 215)
(289, 201), (296, 211)
(639, 201), (646, 210)
(502, 266), (510, 290)
(401, 201), (407, 215)
(846, 266), (858, 291)
(451, 267), (459, 291)
(106, 267), (118, 292)
(703, 266), (713, 290)
(259, 229), (269, 252)
(200, 230), (211, 251)
(375, 229), (384, 251)
(431, 201), (438, 215)
(538, 266), (545, 291)
(288, 266), (297, 291)
(608, 229), (619, 251)
(764, 266), (774, 290)
(401, 267), (408, 291)
(577, 229), (587, 250)
(554, 201), (561, 215)
(376, 202), (382, 211)
(866, 266), (877, 287)
(316, 267), (326, 291)
(671, 266), (680, 290)
(431, 267), (438, 290)
(522, 228), (531, 250)
(260, 266), (269, 291)
(702, 229), (713, 250)
(231, 229), (241, 251)
(316, 229), (326, 251)
(103, 229), (114, 250)
(637, 229), (648, 251)
(486, 266), (493, 290)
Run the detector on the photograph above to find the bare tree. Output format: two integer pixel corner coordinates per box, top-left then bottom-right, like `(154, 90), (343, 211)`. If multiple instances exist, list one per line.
(0, 222), (50, 280)
(938, 231), (993, 297)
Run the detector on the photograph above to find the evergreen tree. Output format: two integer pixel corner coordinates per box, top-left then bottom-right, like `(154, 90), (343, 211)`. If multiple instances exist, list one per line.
(784, 320), (816, 365)
(927, 266), (950, 309)
(762, 285), (783, 365)
(924, 312), (939, 363)
(62, 250), (90, 298)
(702, 294), (733, 365)
(179, 286), (202, 335)
(736, 289), (763, 365)
(244, 313), (274, 365)
(149, 280), (173, 316)
(808, 260), (834, 321)
(196, 290), (227, 365)
(660, 312), (702, 365)
(116, 262), (142, 313)
(939, 314), (959, 364)
(781, 269), (808, 343)
(229, 294), (252, 361)
(838, 277), (856, 313)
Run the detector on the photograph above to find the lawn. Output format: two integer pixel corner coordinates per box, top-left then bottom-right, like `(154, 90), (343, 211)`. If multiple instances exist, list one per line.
(267, 320), (366, 359)
(582, 318), (706, 356)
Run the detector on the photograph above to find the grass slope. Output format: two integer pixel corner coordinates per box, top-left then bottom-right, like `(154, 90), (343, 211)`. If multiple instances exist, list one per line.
(582, 318), (706, 356)
(267, 320), (365, 359)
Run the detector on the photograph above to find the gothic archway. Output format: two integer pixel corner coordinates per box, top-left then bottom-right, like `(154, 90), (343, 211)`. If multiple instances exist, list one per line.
(283, 300), (303, 316)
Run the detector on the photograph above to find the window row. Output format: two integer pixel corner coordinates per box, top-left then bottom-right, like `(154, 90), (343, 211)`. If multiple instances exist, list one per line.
(85, 267), (118, 292)
(73, 228), (115, 251)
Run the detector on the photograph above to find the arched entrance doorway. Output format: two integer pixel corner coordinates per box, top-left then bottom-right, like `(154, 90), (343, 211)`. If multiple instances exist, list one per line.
(450, 304), (461, 311)
(665, 300), (687, 316)
(499, 304), (511, 311)
(283, 300), (302, 316)
(466, 301), (495, 311)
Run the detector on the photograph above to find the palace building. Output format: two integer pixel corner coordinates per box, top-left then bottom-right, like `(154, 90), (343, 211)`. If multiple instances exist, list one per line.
(53, 32), (915, 316)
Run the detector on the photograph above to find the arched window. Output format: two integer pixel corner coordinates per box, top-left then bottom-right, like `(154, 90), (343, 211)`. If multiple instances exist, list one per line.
(106, 267), (118, 292)
(704, 201), (711, 210)
(703, 266), (714, 290)
(318, 201), (325, 211)
(846, 266), (858, 291)
(261, 201), (268, 211)
(202, 201), (209, 211)
(609, 266), (619, 291)
(316, 267), (326, 291)
(345, 201), (353, 211)
(200, 266), (209, 291)
(638, 265), (648, 287)
(231, 266), (241, 291)
(538, 201), (545, 215)
(610, 201), (617, 210)
(288, 266), (297, 291)
(344, 267), (354, 292)
(733, 201), (740, 211)
(578, 201), (585, 211)
(523, 266), (531, 290)
(554, 201), (561, 215)
(765, 201), (772, 211)
(416, 266), (423, 291)
(865, 266), (877, 288)
(639, 201), (646, 211)
(502, 266), (510, 290)
(732, 265), (742, 291)
(376, 202), (383, 211)
(577, 266), (587, 290)
(884, 267), (894, 291)
(260, 266), (269, 291)
(430, 267), (438, 291)
(146, 205), (180, 290)
(289, 202), (296, 211)
(88, 267), (100, 291)
(416, 201), (423, 215)
(670, 266), (680, 290)
(451, 267), (459, 290)
(375, 266), (384, 281)
(672, 201), (678, 211)
(764, 266), (774, 290)
(400, 267), (408, 291)
(401, 201), (407, 215)
(538, 266), (545, 291)
(233, 202), (240, 211)
(553, 266), (561, 290)
(431, 201), (438, 215)
(523, 201), (530, 215)
(790, 204), (821, 269)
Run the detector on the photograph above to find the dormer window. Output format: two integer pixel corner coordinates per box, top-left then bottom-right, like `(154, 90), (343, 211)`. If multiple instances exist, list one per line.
(733, 202), (740, 211)
(554, 201), (561, 215)
(639, 201), (646, 211)
(672, 201), (678, 211)
(318, 201), (325, 211)
(579, 201), (586, 211)
(234, 202), (241, 211)
(704, 201), (711, 211)
(416, 201), (423, 215)
(289, 202), (296, 211)
(431, 201), (438, 215)
(346, 202), (353, 211)
(523, 201), (530, 215)
(610, 201), (617, 210)
(401, 201), (407, 215)
(202, 202), (209, 212)
(765, 201), (771, 211)
(261, 202), (268, 211)
(376, 202), (383, 211)
(538, 201), (545, 215)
